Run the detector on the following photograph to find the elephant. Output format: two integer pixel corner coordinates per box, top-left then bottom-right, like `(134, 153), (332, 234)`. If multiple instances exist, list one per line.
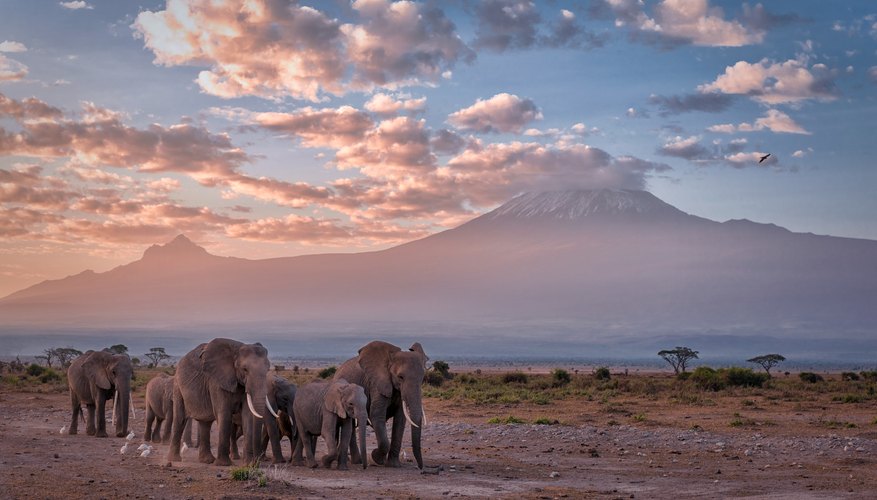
(166, 338), (276, 466)
(67, 350), (134, 438)
(258, 375), (297, 464)
(143, 374), (194, 446)
(334, 341), (428, 469)
(292, 378), (368, 470)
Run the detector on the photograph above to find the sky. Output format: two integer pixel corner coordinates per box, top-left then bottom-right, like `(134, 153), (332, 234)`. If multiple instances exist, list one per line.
(1, 0), (876, 298)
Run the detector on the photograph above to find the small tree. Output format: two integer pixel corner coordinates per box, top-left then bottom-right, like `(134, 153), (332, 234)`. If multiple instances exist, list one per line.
(105, 344), (129, 355)
(432, 360), (452, 379)
(55, 347), (83, 368)
(144, 347), (171, 368)
(658, 347), (699, 374)
(747, 354), (786, 377)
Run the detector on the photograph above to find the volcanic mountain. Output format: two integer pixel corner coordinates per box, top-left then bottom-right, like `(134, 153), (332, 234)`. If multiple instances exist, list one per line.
(2, 189), (875, 358)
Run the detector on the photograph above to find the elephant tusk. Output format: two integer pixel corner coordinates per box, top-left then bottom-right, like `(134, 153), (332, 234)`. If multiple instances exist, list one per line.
(421, 405), (427, 427)
(112, 390), (118, 427)
(246, 392), (264, 419)
(402, 401), (419, 429)
(265, 395), (279, 419)
(130, 390), (136, 419)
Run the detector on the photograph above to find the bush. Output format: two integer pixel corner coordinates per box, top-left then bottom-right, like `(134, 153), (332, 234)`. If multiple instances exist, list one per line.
(676, 371), (692, 381)
(841, 372), (860, 381)
(594, 367), (611, 381)
(859, 371), (877, 382)
(318, 366), (336, 379)
(690, 366), (724, 391)
(552, 369), (571, 386)
(487, 415), (525, 424)
(424, 371), (445, 387)
(26, 364), (46, 377)
(39, 368), (62, 383)
(723, 367), (768, 388)
(799, 372), (824, 383)
(432, 360), (452, 379)
(502, 372), (529, 384)
(533, 418), (559, 425)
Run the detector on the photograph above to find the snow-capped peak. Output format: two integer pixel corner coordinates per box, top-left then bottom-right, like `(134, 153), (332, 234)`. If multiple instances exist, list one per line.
(486, 189), (685, 221)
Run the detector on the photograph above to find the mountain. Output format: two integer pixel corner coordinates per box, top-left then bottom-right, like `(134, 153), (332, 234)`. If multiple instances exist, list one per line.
(2, 189), (876, 359)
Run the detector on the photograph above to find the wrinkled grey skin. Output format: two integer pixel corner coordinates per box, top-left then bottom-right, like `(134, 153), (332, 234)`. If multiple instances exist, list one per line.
(167, 338), (270, 466)
(257, 376), (297, 463)
(144, 374), (194, 445)
(292, 378), (368, 470)
(67, 350), (133, 438)
(335, 341), (428, 468)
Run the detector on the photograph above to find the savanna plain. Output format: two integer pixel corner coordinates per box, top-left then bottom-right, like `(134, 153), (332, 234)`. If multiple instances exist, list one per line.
(2, 363), (877, 499)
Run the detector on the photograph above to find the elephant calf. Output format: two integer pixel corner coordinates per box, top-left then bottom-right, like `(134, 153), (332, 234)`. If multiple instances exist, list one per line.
(144, 374), (194, 445)
(292, 378), (368, 470)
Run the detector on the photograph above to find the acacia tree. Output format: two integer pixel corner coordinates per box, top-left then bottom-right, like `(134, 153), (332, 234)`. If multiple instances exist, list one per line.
(747, 354), (786, 377)
(105, 344), (129, 355)
(144, 347), (171, 368)
(658, 347), (699, 374)
(54, 347), (83, 368)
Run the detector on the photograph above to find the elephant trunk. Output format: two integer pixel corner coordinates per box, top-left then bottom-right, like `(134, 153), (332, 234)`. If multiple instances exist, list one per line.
(115, 382), (131, 437)
(355, 404), (368, 469)
(401, 385), (424, 469)
(245, 380), (268, 463)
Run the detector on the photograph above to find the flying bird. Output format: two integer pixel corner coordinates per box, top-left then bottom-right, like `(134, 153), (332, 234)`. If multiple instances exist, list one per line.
(758, 153), (771, 163)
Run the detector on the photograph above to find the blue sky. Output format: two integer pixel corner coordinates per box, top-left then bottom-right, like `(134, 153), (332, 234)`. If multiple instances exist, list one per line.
(1, 0), (875, 296)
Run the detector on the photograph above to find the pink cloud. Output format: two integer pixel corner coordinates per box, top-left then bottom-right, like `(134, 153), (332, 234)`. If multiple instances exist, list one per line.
(699, 58), (837, 104)
(0, 53), (28, 81)
(707, 109), (810, 135)
(250, 106), (374, 148)
(364, 93), (427, 116)
(447, 93), (542, 134)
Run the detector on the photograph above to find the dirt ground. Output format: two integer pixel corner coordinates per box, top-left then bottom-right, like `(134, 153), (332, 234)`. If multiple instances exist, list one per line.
(2, 378), (877, 499)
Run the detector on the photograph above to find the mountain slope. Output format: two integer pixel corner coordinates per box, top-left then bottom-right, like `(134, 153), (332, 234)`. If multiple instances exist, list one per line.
(1, 189), (875, 346)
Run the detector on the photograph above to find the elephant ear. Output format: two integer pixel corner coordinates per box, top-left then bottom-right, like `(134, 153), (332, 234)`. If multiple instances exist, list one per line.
(83, 352), (112, 390)
(199, 339), (239, 393)
(409, 342), (429, 370)
(357, 341), (400, 398)
(324, 382), (347, 419)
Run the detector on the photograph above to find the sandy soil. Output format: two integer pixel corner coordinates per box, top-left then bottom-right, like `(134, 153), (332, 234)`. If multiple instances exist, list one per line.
(1, 382), (876, 499)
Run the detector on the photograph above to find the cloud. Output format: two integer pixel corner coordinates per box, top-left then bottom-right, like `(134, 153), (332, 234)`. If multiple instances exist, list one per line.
(657, 135), (710, 160)
(335, 116), (435, 179)
(792, 148), (812, 158)
(649, 92), (735, 115)
(869, 66), (877, 84)
(249, 106), (375, 149)
(447, 93), (542, 134)
(59, 1), (94, 10)
(699, 58), (837, 104)
(541, 9), (608, 49)
(133, 0), (472, 102)
(0, 41), (27, 53)
(594, 0), (764, 47)
(364, 93), (427, 116)
(0, 93), (64, 120)
(724, 151), (777, 168)
(0, 54), (28, 82)
(707, 109), (810, 135)
(472, 0), (541, 51)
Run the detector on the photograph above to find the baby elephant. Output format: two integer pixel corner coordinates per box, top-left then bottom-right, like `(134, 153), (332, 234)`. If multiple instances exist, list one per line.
(144, 374), (193, 445)
(293, 378), (368, 470)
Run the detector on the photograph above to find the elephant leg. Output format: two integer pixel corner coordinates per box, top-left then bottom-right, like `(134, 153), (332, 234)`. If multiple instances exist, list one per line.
(301, 433), (318, 468)
(265, 416), (284, 464)
(291, 437), (305, 466)
(85, 404), (96, 436)
(369, 402), (391, 465)
(183, 418), (195, 447)
(387, 408), (406, 467)
(166, 393), (185, 463)
(336, 421), (353, 471)
(197, 420), (215, 464)
(95, 393), (108, 438)
(144, 407), (155, 442)
(214, 413), (233, 466)
(349, 423), (362, 465)
(69, 393), (80, 435)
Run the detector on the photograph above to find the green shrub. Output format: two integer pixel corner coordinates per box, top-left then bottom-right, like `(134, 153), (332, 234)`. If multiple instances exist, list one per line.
(552, 369), (571, 386)
(318, 366), (336, 379)
(690, 366), (724, 391)
(799, 372), (824, 383)
(432, 360), (452, 379)
(859, 371), (877, 381)
(594, 367), (611, 381)
(487, 415), (525, 424)
(502, 372), (529, 384)
(26, 364), (46, 377)
(841, 372), (860, 381)
(676, 371), (692, 381)
(723, 367), (768, 388)
(39, 368), (62, 383)
(533, 418), (559, 425)
(424, 371), (445, 387)
(230, 466), (261, 481)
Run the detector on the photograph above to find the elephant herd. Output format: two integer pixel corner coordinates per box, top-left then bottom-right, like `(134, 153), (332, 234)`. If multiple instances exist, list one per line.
(66, 338), (429, 471)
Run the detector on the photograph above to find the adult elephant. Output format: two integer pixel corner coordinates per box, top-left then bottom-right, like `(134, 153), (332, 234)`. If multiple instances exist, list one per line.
(166, 338), (274, 466)
(259, 375), (297, 464)
(334, 341), (428, 469)
(67, 350), (134, 438)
